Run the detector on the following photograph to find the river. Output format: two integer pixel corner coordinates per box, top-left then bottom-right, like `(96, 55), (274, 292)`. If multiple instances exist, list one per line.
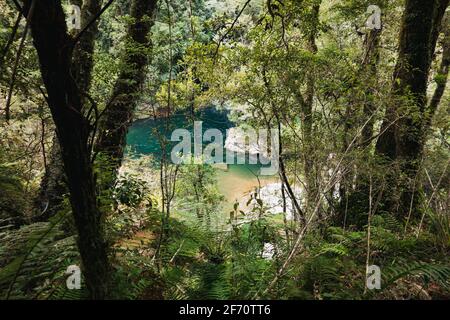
(125, 106), (276, 204)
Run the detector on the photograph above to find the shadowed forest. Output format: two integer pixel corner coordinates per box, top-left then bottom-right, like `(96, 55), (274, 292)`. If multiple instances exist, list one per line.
(0, 0), (449, 300)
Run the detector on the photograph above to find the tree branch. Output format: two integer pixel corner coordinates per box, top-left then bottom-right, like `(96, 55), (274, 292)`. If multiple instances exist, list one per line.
(71, 0), (115, 46)
(4, 0), (36, 121)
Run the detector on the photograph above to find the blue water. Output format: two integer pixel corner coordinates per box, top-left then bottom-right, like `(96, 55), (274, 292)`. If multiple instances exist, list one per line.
(125, 107), (276, 203)
(126, 106), (233, 159)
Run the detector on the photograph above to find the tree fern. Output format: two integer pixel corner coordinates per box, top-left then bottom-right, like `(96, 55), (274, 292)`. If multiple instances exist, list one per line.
(383, 260), (450, 291)
(0, 215), (80, 299)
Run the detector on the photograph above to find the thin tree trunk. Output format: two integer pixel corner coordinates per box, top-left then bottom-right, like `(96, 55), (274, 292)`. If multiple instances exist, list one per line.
(0, 11), (22, 72)
(360, 28), (382, 147)
(34, 134), (67, 220)
(303, 3), (320, 217)
(339, 28), (382, 227)
(426, 13), (450, 131)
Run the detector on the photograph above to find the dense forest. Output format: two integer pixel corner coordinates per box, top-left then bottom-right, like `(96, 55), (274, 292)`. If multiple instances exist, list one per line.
(0, 0), (449, 300)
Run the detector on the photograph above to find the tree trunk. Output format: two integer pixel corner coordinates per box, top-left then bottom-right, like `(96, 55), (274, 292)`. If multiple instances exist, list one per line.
(375, 0), (449, 217)
(35, 0), (102, 220)
(302, 2), (320, 216)
(71, 0), (102, 95)
(360, 28), (381, 147)
(95, 0), (158, 182)
(24, 0), (109, 299)
(336, 26), (383, 228)
(34, 134), (67, 221)
(426, 13), (450, 131)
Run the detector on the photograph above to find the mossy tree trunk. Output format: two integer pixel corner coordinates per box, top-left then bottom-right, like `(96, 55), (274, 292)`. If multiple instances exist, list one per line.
(375, 0), (449, 218)
(95, 0), (158, 183)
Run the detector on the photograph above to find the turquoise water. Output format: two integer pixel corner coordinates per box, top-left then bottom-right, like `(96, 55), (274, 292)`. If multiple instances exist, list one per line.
(125, 107), (276, 202)
(126, 107), (233, 158)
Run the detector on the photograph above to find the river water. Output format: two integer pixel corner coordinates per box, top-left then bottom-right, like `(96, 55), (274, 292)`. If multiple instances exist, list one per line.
(125, 107), (276, 204)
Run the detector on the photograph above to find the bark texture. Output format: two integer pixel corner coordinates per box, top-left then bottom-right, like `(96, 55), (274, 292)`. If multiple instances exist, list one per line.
(24, 0), (109, 299)
(95, 0), (158, 178)
(375, 0), (449, 217)
(36, 0), (102, 220)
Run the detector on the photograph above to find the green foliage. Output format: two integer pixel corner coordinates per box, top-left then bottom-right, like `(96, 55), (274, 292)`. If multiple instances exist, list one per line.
(175, 162), (224, 225)
(282, 216), (450, 300)
(0, 0), (449, 301)
(0, 162), (26, 227)
(383, 260), (450, 292)
(114, 174), (150, 207)
(0, 214), (80, 299)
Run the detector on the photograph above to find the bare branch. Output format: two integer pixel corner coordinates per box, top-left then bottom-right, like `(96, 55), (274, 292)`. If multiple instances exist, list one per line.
(0, 12), (22, 72)
(213, 0), (252, 60)
(4, 0), (36, 121)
